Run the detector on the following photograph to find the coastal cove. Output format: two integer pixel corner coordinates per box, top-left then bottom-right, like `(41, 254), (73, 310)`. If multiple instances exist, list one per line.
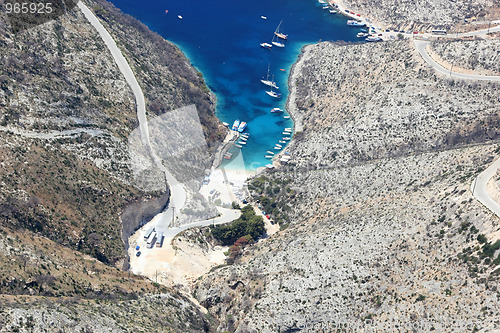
(110, 0), (359, 170)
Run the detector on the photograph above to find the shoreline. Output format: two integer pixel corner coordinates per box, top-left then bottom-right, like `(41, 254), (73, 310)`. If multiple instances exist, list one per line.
(264, 43), (311, 170)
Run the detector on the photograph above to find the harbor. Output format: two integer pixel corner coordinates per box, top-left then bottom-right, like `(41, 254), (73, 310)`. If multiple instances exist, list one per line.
(111, 0), (359, 171)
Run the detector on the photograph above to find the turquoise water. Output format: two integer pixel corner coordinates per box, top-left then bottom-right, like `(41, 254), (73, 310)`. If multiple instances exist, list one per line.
(110, 0), (359, 170)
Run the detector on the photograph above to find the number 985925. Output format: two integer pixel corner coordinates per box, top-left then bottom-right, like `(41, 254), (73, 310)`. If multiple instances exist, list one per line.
(4, 2), (53, 14)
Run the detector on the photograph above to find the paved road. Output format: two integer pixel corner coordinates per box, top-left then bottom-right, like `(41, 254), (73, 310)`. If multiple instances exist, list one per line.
(78, 2), (239, 240)
(414, 40), (500, 82)
(413, 36), (500, 219)
(78, 2), (186, 215)
(471, 158), (500, 218)
(452, 24), (500, 38)
(162, 207), (242, 240)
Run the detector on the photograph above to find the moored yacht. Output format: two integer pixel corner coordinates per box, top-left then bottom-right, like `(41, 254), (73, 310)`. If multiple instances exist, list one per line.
(271, 107), (284, 113)
(260, 42), (272, 49)
(232, 120), (240, 131)
(261, 65), (279, 89)
(272, 36), (285, 48)
(266, 90), (281, 98)
(274, 20), (288, 40)
(366, 35), (382, 42)
(237, 121), (247, 132)
(347, 20), (365, 27)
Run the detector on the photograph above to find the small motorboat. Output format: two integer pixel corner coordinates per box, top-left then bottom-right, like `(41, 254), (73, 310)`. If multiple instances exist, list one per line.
(260, 42), (272, 49)
(261, 16), (267, 20)
(178, 15), (183, 19)
(271, 108), (284, 113)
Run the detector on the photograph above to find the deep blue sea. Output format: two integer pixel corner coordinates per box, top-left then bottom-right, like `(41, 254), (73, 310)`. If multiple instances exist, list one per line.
(111, 0), (359, 170)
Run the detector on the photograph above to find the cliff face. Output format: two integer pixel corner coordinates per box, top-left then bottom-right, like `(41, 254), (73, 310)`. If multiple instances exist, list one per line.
(0, 0), (221, 329)
(194, 41), (500, 332)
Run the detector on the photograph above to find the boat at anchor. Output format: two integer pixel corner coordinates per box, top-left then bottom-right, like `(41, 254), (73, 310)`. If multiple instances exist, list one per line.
(274, 20), (288, 40)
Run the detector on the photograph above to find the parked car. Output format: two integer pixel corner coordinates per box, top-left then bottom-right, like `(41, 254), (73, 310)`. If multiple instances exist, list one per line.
(136, 251), (141, 257)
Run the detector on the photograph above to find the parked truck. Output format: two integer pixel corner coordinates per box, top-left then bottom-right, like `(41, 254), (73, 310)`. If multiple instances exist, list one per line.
(144, 227), (155, 241)
(156, 231), (164, 248)
(146, 232), (157, 249)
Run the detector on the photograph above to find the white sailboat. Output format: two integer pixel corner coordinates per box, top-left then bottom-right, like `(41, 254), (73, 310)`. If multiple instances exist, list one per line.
(274, 20), (288, 40)
(260, 42), (272, 49)
(271, 29), (285, 48)
(266, 85), (281, 98)
(260, 65), (279, 89)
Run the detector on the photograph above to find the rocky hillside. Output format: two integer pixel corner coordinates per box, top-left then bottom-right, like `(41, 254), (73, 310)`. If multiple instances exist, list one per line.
(337, 0), (499, 30)
(194, 40), (500, 332)
(0, 0), (222, 266)
(430, 38), (500, 75)
(0, 0), (222, 330)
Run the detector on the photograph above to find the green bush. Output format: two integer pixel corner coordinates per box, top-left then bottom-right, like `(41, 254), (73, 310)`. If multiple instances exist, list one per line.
(481, 240), (500, 258)
(477, 234), (487, 244)
(211, 206), (265, 245)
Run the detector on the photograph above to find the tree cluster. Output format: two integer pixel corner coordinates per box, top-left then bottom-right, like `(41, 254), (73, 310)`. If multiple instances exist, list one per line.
(211, 206), (265, 246)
